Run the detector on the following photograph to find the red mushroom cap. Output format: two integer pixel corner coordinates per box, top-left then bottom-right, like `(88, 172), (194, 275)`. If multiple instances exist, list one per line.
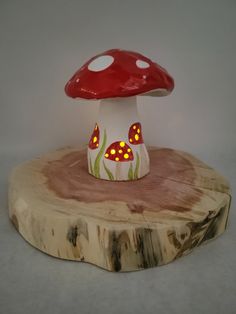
(88, 123), (100, 149)
(104, 141), (134, 162)
(65, 49), (174, 99)
(128, 122), (143, 145)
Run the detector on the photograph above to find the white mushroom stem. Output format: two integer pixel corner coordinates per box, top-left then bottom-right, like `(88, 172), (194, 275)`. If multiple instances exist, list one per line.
(88, 96), (150, 181)
(139, 143), (150, 178)
(115, 162), (122, 180)
(98, 96), (139, 140)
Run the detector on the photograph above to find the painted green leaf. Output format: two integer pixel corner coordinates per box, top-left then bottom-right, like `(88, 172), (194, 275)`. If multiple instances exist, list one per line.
(128, 162), (134, 180)
(93, 129), (107, 178)
(89, 152), (94, 175)
(134, 152), (140, 179)
(103, 160), (114, 180)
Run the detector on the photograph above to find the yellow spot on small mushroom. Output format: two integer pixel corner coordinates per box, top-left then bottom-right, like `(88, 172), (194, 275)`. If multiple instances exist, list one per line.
(110, 149), (116, 155)
(118, 149), (123, 153)
(115, 157), (119, 161)
(124, 153), (129, 159)
(127, 148), (131, 152)
(133, 125), (137, 130)
(120, 141), (125, 147)
(105, 153), (109, 158)
(96, 143), (99, 147)
(135, 134), (139, 141)
(93, 136), (97, 143)
(130, 138), (133, 142)
(137, 128), (140, 133)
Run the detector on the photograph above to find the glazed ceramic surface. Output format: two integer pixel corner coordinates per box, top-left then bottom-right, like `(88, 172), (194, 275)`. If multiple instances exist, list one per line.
(65, 49), (174, 181)
(65, 49), (174, 99)
(87, 97), (149, 180)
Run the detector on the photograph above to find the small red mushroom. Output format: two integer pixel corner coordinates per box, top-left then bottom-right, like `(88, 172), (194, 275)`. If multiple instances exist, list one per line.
(104, 141), (134, 180)
(88, 123), (100, 149)
(128, 122), (143, 145)
(104, 141), (134, 162)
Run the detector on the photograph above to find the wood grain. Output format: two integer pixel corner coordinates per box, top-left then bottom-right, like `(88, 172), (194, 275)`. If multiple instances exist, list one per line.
(8, 146), (231, 272)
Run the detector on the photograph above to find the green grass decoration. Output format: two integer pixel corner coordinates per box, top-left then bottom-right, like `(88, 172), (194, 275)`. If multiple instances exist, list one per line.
(89, 152), (93, 175)
(134, 152), (140, 179)
(128, 162), (134, 180)
(103, 161), (114, 180)
(93, 129), (107, 178)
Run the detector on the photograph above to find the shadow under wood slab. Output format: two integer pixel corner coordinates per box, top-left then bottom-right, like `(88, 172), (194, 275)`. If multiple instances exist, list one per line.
(8, 147), (231, 272)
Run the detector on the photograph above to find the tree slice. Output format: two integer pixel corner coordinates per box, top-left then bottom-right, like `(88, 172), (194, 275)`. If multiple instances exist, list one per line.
(8, 147), (231, 272)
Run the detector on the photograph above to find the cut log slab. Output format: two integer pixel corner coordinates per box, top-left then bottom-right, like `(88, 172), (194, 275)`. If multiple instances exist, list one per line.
(8, 147), (231, 272)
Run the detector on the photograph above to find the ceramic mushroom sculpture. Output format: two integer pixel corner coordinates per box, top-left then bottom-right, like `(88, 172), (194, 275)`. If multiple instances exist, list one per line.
(65, 49), (174, 181)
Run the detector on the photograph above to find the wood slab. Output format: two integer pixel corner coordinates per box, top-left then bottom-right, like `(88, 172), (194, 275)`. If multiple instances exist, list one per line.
(8, 147), (231, 272)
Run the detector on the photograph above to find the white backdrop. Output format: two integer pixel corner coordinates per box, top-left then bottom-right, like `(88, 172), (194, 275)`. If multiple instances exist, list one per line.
(1, 0), (236, 163)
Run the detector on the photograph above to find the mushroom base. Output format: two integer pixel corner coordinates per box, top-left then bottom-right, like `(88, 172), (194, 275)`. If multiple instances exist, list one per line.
(8, 146), (231, 272)
(87, 97), (150, 181)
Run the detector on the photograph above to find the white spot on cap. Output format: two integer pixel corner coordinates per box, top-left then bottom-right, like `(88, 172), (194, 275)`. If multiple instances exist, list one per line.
(88, 55), (114, 72)
(136, 60), (150, 69)
(76, 78), (80, 83)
